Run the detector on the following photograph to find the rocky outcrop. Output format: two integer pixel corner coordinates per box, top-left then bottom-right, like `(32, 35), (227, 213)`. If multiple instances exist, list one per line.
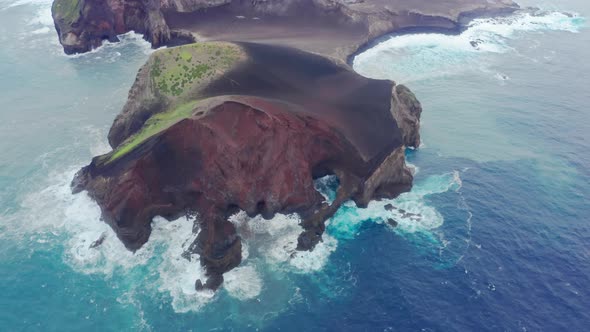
(52, 0), (195, 55)
(72, 42), (418, 288)
(52, 0), (119, 54)
(52, 0), (519, 59)
(391, 84), (422, 148)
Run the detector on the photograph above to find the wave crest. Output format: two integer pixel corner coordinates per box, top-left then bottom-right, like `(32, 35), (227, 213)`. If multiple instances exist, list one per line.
(354, 10), (586, 82)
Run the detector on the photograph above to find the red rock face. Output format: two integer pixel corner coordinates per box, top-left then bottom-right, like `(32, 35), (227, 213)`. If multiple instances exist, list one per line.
(75, 96), (396, 286)
(107, 0), (126, 33)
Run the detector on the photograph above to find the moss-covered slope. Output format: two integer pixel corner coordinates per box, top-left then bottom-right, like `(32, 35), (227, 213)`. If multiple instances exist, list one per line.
(149, 42), (244, 98)
(106, 42), (246, 159)
(52, 0), (81, 25)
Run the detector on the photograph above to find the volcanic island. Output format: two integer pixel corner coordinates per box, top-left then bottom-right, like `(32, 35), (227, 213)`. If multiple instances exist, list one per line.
(52, 0), (518, 290)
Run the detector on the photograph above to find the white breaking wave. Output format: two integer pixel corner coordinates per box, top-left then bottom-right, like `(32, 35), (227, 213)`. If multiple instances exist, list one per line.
(314, 175), (339, 204)
(406, 162), (420, 175)
(151, 217), (216, 313)
(226, 171), (464, 279)
(327, 171), (463, 239)
(0, 0), (52, 10)
(1, 164), (217, 313)
(51, 168), (461, 311)
(230, 211), (338, 274)
(63, 32), (155, 60)
(1, 161), (336, 313)
(354, 10), (586, 82)
(27, 5), (52, 26)
(1, 0), (54, 31)
(31, 26), (50, 34)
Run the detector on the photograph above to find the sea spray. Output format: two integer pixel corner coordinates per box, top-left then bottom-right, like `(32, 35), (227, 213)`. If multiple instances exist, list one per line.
(354, 10), (586, 82)
(326, 171), (462, 240)
(223, 265), (263, 300)
(0, 165), (215, 312)
(230, 211), (338, 273)
(313, 175), (340, 204)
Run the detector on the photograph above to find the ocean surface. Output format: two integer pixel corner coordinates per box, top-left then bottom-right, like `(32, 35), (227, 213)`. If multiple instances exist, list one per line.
(0, 0), (588, 330)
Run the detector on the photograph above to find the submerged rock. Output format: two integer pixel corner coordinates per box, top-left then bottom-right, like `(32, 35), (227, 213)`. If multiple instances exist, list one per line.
(72, 41), (420, 289)
(384, 203), (396, 211)
(89, 232), (106, 249)
(387, 218), (399, 228)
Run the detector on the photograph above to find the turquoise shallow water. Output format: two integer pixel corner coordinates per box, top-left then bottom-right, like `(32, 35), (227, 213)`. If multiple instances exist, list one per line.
(1, 0), (589, 330)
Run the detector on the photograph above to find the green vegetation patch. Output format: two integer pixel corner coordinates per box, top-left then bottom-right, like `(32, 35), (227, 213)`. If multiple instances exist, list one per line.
(108, 101), (200, 162)
(149, 42), (244, 98)
(105, 43), (244, 163)
(52, 0), (81, 24)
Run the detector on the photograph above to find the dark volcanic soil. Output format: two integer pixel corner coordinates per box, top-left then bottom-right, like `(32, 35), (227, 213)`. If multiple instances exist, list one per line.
(164, 8), (367, 61)
(204, 43), (402, 161)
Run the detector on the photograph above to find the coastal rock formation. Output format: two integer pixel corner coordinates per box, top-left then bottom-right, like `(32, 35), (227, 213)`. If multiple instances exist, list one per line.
(51, 0), (195, 55)
(52, 0), (519, 59)
(72, 42), (417, 288)
(392, 84), (422, 148)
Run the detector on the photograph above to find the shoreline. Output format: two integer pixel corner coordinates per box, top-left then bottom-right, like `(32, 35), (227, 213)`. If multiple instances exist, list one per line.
(346, 6), (521, 66)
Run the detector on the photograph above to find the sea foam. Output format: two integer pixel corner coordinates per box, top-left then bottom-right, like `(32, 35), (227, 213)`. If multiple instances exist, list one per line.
(230, 211), (337, 273)
(354, 10), (586, 82)
(0, 139), (215, 311)
(0, 0), (52, 10)
(224, 265), (263, 300)
(327, 171), (463, 240)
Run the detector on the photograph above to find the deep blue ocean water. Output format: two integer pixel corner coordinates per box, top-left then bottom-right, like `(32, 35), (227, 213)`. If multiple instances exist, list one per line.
(0, 0), (589, 331)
